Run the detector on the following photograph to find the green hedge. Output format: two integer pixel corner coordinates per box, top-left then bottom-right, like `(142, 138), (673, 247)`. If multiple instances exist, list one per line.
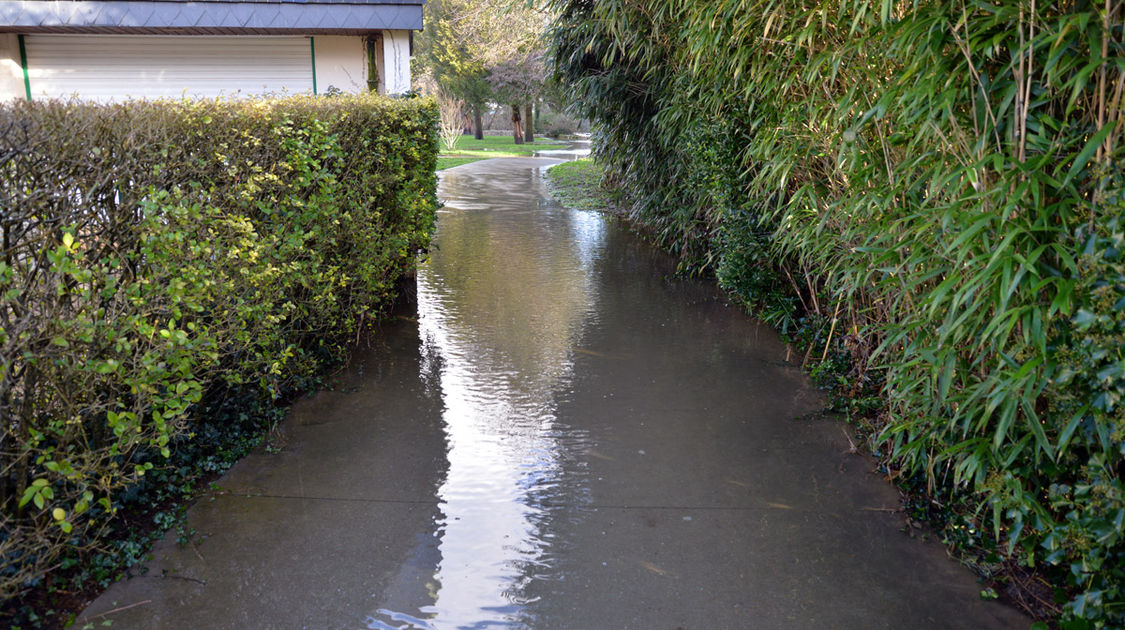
(548, 0), (1123, 626)
(0, 95), (438, 600)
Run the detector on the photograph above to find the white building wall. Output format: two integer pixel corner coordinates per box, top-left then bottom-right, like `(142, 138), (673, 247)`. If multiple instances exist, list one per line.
(313, 36), (366, 94)
(23, 35), (313, 101)
(381, 30), (411, 95)
(0, 34), (24, 101)
(5, 32), (411, 101)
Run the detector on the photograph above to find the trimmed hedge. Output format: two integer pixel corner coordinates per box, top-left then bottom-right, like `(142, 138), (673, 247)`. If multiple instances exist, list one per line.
(0, 95), (438, 600)
(548, 0), (1123, 626)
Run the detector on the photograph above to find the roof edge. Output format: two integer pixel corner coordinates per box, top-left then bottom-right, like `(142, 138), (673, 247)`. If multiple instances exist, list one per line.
(0, 1), (424, 32)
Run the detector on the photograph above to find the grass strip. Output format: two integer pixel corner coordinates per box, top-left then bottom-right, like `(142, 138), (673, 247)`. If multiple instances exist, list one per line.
(438, 136), (571, 170)
(544, 158), (618, 213)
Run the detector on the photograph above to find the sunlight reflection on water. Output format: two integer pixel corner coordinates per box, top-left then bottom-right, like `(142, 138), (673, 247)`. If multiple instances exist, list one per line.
(367, 158), (605, 629)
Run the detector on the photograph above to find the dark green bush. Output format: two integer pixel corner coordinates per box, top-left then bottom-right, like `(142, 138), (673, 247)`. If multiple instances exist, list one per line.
(548, 0), (1123, 624)
(0, 95), (438, 600)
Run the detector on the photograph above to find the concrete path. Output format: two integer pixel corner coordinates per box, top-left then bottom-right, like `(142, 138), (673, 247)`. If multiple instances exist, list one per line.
(80, 157), (1030, 629)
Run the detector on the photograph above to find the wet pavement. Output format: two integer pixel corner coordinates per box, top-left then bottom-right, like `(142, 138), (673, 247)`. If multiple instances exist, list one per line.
(80, 156), (1030, 629)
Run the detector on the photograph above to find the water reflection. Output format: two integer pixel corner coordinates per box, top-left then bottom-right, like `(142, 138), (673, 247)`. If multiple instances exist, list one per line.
(368, 159), (604, 628)
(531, 140), (591, 162)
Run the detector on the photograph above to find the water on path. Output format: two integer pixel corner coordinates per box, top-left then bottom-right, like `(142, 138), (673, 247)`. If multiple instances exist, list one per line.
(80, 157), (1028, 629)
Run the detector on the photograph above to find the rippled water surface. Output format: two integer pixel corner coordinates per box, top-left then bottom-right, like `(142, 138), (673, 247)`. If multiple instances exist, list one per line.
(80, 155), (1029, 630)
(367, 159), (603, 629)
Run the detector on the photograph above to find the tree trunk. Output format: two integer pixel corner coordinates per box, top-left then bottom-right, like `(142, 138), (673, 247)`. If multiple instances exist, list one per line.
(473, 106), (484, 141)
(524, 102), (534, 143)
(511, 104), (524, 145)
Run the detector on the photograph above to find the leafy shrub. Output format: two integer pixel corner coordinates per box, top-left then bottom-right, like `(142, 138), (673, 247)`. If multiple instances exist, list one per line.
(547, 0), (1123, 624)
(0, 94), (438, 600)
(535, 105), (584, 137)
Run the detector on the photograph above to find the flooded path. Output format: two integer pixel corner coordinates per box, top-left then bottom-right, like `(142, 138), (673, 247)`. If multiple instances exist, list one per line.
(81, 157), (1028, 629)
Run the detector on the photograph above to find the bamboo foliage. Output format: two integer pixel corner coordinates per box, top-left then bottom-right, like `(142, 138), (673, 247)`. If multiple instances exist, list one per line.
(548, 0), (1123, 623)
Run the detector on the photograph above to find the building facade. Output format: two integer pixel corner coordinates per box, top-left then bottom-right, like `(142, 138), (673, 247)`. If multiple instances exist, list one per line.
(0, 0), (424, 101)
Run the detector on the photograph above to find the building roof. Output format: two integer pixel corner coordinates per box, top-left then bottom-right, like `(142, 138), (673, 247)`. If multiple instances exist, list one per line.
(0, 1), (425, 34)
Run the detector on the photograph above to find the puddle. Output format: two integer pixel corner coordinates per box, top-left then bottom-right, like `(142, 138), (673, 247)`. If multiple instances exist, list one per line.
(364, 158), (600, 628)
(79, 156), (1029, 630)
(532, 140), (591, 161)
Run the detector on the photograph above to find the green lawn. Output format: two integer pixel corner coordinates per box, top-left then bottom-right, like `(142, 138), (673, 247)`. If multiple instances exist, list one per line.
(437, 156), (485, 170)
(544, 158), (618, 213)
(437, 135), (571, 170)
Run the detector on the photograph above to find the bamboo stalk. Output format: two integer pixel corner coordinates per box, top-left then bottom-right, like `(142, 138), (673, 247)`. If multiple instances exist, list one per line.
(805, 270), (821, 315)
(1016, 3), (1026, 161)
(1096, 0), (1109, 164)
(1021, 0), (1035, 164)
(821, 299), (843, 363)
(953, 3), (1003, 151)
(1110, 71), (1125, 156)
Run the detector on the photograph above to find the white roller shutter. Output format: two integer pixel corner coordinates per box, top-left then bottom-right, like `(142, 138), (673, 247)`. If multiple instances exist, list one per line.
(25, 35), (314, 101)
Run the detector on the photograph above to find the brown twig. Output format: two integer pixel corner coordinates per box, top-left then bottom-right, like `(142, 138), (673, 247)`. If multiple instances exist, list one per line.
(841, 426), (859, 454)
(782, 264), (810, 313)
(188, 535), (205, 562)
(161, 574), (207, 585)
(87, 599), (152, 619)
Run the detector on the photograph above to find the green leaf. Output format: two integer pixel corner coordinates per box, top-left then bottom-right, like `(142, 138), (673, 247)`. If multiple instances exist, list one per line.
(1056, 408), (1088, 457)
(18, 485), (38, 508)
(1063, 123), (1115, 185)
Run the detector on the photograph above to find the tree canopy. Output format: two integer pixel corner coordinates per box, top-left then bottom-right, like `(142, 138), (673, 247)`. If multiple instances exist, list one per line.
(415, 0), (548, 141)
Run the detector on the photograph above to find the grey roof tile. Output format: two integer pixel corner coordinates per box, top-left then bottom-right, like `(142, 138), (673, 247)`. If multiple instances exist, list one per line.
(314, 7), (346, 29)
(37, 6), (65, 26)
(341, 8), (365, 28)
(0, 1), (424, 32)
(71, 3), (104, 24)
(243, 9), (277, 29)
(267, 8), (293, 28)
(193, 6), (227, 28)
(228, 3), (258, 28)
(120, 4), (156, 27)
(173, 5), (208, 28)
